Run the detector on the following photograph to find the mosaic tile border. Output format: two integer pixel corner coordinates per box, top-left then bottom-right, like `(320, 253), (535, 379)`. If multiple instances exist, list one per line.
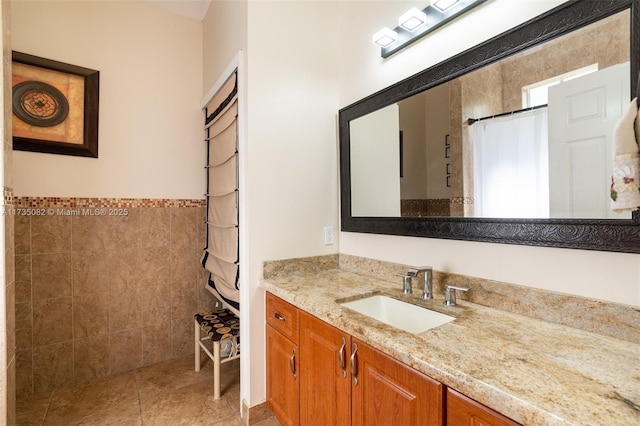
(450, 197), (474, 204)
(15, 196), (206, 209)
(4, 187), (14, 205)
(400, 197), (474, 205)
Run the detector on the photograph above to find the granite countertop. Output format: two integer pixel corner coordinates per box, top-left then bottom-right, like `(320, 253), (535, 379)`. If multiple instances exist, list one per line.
(262, 269), (640, 426)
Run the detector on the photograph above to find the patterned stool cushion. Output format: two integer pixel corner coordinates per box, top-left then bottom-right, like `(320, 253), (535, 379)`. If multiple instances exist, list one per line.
(195, 308), (240, 342)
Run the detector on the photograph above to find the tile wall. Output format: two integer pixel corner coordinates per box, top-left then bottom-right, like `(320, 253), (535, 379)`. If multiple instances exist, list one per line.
(14, 197), (217, 397)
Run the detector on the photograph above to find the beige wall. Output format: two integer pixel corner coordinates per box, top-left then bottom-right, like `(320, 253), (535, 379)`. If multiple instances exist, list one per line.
(245, 0), (340, 408)
(202, 0), (247, 95)
(11, 0), (203, 199)
(337, 0), (640, 306)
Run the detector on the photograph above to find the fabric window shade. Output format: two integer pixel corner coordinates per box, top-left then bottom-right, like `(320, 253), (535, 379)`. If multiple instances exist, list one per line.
(206, 73), (236, 118)
(202, 70), (240, 312)
(208, 191), (238, 228)
(208, 155), (237, 196)
(207, 226), (238, 264)
(204, 255), (238, 290)
(208, 114), (237, 164)
(206, 99), (237, 133)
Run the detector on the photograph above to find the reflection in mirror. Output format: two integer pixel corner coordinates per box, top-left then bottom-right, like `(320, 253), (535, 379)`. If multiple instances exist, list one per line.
(350, 10), (631, 220)
(351, 104), (400, 216)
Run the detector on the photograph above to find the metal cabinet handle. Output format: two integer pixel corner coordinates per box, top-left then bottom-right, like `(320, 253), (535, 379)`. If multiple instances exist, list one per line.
(273, 311), (286, 321)
(289, 348), (297, 380)
(350, 343), (358, 386)
(338, 337), (347, 378)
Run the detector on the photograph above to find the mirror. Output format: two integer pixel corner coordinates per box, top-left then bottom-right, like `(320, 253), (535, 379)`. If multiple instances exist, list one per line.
(339, 0), (640, 253)
(351, 10), (631, 220)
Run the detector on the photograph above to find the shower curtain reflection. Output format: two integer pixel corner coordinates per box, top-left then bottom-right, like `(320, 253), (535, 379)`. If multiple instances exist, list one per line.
(470, 108), (549, 218)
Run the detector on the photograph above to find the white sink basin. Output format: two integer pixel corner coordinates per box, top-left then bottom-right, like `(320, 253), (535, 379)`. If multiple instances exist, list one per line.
(340, 295), (455, 334)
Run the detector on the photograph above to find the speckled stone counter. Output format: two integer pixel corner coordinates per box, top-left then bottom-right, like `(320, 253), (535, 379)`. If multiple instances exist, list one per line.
(262, 267), (640, 426)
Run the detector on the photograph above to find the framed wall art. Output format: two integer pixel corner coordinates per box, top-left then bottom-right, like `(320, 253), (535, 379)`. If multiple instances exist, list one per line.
(12, 51), (99, 157)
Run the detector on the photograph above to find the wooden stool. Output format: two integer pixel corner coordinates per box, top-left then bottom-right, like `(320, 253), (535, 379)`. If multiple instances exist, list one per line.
(194, 308), (241, 399)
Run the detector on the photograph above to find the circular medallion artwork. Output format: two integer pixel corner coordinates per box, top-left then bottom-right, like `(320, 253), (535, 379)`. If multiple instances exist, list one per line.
(12, 80), (69, 127)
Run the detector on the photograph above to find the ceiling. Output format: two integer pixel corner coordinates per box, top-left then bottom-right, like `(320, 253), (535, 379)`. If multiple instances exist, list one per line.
(148, 0), (211, 22)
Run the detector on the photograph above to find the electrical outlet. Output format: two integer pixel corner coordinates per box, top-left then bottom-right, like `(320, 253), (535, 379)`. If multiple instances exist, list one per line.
(324, 225), (334, 245)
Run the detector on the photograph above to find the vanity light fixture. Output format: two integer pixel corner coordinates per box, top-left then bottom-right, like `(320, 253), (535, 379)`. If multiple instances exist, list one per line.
(431, 0), (459, 12)
(399, 8), (427, 32)
(374, 0), (486, 58)
(372, 28), (398, 48)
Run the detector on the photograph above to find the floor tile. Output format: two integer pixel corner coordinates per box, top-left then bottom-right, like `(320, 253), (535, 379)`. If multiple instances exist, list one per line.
(255, 418), (282, 426)
(73, 403), (142, 426)
(16, 392), (52, 426)
(140, 379), (235, 425)
(45, 372), (138, 424)
(15, 353), (279, 426)
(220, 358), (241, 409)
(208, 414), (244, 426)
(136, 354), (213, 397)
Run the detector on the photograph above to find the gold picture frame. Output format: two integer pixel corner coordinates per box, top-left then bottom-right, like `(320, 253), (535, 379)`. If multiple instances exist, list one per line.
(12, 51), (99, 157)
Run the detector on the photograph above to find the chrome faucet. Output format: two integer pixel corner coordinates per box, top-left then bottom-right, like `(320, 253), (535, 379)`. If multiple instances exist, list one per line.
(407, 266), (433, 300)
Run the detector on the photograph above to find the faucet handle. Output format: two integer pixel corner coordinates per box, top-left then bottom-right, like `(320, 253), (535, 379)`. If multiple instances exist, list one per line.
(444, 284), (469, 306)
(396, 273), (413, 294)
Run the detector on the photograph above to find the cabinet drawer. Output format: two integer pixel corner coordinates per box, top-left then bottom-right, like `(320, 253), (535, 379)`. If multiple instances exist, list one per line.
(266, 292), (299, 343)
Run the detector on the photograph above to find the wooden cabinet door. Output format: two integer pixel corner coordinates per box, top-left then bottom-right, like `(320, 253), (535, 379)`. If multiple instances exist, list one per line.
(299, 311), (351, 426)
(266, 324), (300, 426)
(351, 338), (444, 426)
(446, 388), (521, 426)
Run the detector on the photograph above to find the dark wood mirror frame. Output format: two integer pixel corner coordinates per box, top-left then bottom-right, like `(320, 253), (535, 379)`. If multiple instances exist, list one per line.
(339, 0), (640, 254)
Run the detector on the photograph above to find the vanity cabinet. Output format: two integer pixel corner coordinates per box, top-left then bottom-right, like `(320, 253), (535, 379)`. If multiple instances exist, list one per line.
(266, 293), (300, 426)
(267, 292), (443, 426)
(266, 292), (521, 426)
(446, 388), (521, 426)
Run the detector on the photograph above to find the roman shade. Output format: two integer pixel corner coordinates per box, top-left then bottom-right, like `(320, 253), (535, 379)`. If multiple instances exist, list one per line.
(201, 71), (240, 313)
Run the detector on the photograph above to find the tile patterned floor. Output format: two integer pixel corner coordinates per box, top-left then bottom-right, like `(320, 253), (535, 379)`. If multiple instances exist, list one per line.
(16, 355), (280, 426)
